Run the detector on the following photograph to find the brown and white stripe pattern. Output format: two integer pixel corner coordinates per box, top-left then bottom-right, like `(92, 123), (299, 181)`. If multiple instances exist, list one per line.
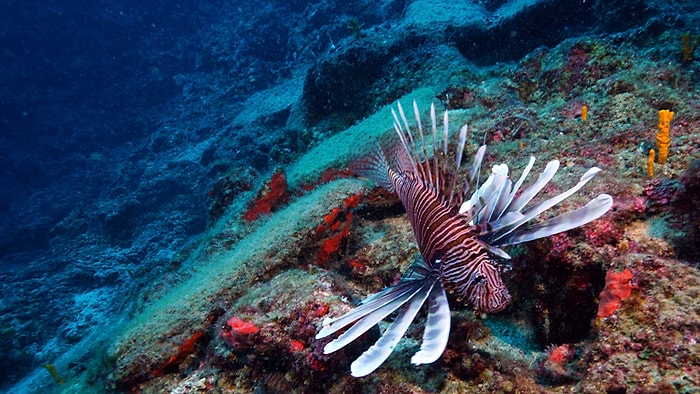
(316, 101), (613, 377)
(389, 165), (511, 313)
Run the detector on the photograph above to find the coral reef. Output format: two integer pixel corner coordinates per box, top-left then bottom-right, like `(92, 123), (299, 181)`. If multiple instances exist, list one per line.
(99, 28), (700, 394)
(3, 0), (700, 393)
(581, 255), (700, 393)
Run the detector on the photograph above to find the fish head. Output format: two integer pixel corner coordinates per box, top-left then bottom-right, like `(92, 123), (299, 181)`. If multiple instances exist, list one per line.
(466, 264), (512, 314)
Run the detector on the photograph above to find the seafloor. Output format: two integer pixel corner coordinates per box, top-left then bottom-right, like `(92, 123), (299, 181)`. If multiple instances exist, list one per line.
(108, 20), (700, 394)
(3, 0), (700, 393)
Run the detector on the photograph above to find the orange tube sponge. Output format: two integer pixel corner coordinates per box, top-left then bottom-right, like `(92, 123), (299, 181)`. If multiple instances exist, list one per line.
(656, 109), (674, 164)
(647, 149), (655, 178)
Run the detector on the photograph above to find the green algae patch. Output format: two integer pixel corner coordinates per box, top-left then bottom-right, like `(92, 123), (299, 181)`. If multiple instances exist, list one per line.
(285, 87), (438, 188)
(231, 69), (306, 126)
(107, 178), (365, 388)
(404, 0), (487, 28)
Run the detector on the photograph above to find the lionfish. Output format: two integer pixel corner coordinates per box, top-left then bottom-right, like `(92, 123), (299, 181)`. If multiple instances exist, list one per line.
(316, 101), (613, 377)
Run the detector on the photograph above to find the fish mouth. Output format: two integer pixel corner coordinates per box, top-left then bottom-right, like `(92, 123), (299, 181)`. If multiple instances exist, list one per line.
(470, 285), (512, 314)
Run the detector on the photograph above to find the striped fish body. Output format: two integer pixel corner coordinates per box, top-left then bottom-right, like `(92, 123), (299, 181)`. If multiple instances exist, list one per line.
(388, 166), (511, 313)
(316, 101), (613, 377)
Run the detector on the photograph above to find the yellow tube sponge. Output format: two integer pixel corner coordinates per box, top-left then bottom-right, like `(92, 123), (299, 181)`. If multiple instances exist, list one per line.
(656, 109), (673, 164)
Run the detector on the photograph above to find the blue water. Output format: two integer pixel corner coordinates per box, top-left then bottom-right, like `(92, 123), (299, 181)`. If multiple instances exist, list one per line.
(0, 1), (227, 389)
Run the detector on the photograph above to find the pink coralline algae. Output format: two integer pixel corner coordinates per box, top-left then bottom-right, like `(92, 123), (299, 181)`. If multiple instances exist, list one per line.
(584, 217), (623, 247)
(643, 179), (681, 213)
(545, 233), (575, 263)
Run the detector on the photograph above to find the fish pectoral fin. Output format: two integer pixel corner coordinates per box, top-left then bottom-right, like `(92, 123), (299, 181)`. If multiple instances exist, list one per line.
(350, 279), (436, 377)
(411, 282), (450, 365)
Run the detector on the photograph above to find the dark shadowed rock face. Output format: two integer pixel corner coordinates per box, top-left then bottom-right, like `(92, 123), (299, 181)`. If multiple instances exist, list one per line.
(300, 0), (662, 128)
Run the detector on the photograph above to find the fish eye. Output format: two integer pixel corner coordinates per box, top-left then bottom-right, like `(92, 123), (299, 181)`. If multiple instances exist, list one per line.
(472, 272), (485, 284)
